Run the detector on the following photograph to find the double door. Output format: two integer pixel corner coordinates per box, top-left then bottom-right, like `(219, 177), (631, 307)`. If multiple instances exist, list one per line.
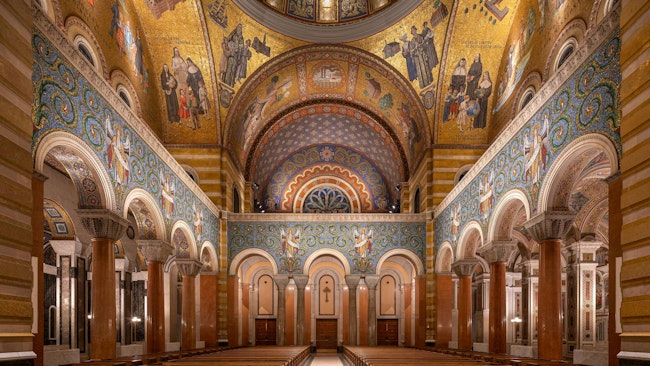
(255, 318), (277, 345)
(377, 319), (398, 346)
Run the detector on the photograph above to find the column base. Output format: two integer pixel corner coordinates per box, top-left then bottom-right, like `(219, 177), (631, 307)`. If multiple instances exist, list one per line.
(448, 341), (458, 349)
(118, 344), (144, 357)
(473, 342), (488, 352)
(510, 344), (537, 358)
(44, 346), (78, 366)
(573, 349), (608, 366)
(618, 351), (650, 365)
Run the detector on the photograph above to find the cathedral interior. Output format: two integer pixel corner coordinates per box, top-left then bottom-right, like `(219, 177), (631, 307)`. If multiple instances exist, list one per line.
(0, 0), (649, 365)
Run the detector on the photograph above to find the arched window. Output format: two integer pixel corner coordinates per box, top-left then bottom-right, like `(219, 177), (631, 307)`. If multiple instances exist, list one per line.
(73, 35), (97, 68)
(413, 187), (421, 213)
(454, 165), (473, 185)
(117, 85), (132, 108)
(233, 186), (241, 213)
(518, 86), (535, 112)
(554, 37), (578, 72)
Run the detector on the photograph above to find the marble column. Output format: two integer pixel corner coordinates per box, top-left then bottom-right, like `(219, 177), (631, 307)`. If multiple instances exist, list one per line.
(452, 258), (479, 351)
(77, 209), (129, 360)
(524, 211), (574, 361)
(32, 172), (47, 366)
(176, 259), (202, 350)
(293, 275), (309, 345)
(365, 275), (379, 346)
(273, 275), (290, 345)
(138, 240), (172, 353)
(345, 275), (361, 346)
(565, 240), (602, 351)
(50, 239), (82, 348)
(436, 272), (453, 348)
(227, 275), (240, 346)
(478, 240), (517, 354)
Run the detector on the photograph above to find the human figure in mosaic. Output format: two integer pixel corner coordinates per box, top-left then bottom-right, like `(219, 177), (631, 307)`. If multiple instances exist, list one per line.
(160, 64), (180, 123)
(473, 71), (492, 129)
(466, 53), (482, 99)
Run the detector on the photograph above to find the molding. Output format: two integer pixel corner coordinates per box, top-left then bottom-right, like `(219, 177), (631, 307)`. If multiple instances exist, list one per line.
(434, 4), (621, 218)
(227, 212), (426, 223)
(231, 0), (423, 43)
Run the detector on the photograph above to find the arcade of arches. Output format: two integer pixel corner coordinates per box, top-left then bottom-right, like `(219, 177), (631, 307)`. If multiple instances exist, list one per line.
(0, 1), (649, 366)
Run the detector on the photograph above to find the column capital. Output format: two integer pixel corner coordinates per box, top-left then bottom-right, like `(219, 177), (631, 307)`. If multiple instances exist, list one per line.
(273, 274), (290, 290)
(478, 240), (518, 263)
(523, 211), (575, 243)
(364, 275), (380, 290)
(137, 239), (173, 263)
(77, 208), (129, 241)
(291, 274), (309, 290)
(49, 239), (82, 257)
(345, 274), (362, 289)
(452, 258), (480, 277)
(32, 170), (48, 182)
(176, 258), (203, 277)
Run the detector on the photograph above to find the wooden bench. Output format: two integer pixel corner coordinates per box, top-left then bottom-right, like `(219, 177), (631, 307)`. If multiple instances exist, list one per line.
(163, 345), (310, 366)
(344, 346), (498, 366)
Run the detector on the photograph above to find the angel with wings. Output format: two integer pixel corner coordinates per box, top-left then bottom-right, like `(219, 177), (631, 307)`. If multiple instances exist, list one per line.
(354, 228), (373, 258)
(281, 228), (300, 258)
(159, 170), (175, 220)
(105, 114), (130, 185)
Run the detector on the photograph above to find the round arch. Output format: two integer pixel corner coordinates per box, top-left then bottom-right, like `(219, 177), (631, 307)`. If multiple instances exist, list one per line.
(34, 130), (117, 212)
(303, 248), (352, 276)
(170, 220), (198, 260)
(123, 188), (167, 242)
(487, 189), (531, 242)
(229, 248), (279, 276)
(435, 242), (455, 273)
(376, 249), (424, 276)
(456, 220), (484, 260)
(199, 241), (218, 273)
(538, 133), (619, 212)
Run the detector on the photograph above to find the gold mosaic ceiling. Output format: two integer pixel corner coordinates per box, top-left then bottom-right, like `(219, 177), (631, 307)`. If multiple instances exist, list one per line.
(258, 0), (396, 24)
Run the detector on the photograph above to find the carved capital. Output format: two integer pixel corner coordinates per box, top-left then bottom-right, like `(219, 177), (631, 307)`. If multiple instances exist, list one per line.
(137, 239), (173, 263)
(291, 274), (309, 290)
(452, 258), (480, 277)
(363, 275), (380, 290)
(175, 258), (202, 277)
(478, 240), (518, 263)
(76, 209), (129, 241)
(523, 211), (575, 243)
(273, 274), (290, 291)
(345, 274), (362, 289)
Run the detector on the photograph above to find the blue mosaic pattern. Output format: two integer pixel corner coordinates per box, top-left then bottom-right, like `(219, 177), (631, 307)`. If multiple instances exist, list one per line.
(435, 33), (621, 249)
(32, 31), (219, 251)
(228, 221), (426, 274)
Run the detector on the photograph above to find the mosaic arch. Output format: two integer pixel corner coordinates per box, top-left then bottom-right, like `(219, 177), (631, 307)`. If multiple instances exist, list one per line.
(288, 168), (370, 213)
(43, 199), (75, 240)
(486, 189), (530, 242)
(32, 28), (220, 249)
(123, 188), (165, 241)
(226, 44), (429, 170)
(434, 31), (621, 251)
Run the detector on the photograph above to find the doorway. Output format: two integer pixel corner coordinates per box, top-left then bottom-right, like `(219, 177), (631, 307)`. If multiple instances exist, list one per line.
(315, 319), (338, 349)
(377, 319), (398, 346)
(255, 318), (277, 345)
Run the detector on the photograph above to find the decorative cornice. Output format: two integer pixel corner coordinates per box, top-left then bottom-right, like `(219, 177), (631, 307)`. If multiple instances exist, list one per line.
(76, 209), (129, 241)
(452, 258), (480, 277)
(434, 4), (621, 218)
(227, 212), (427, 223)
(137, 240), (173, 263)
(33, 8), (221, 219)
(477, 240), (518, 264)
(523, 211), (575, 243)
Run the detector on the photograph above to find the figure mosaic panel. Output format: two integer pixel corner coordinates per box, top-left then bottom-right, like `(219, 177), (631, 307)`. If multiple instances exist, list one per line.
(228, 220), (426, 274)
(32, 31), (219, 250)
(435, 32), (621, 249)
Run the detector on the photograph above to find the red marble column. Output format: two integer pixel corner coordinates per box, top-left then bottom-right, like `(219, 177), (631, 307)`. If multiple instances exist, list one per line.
(435, 272), (453, 348)
(524, 211), (574, 361)
(78, 209), (129, 360)
(177, 259), (203, 350)
(139, 240), (172, 353)
(32, 172), (47, 366)
(414, 275), (426, 348)
(607, 173), (621, 366)
(452, 259), (479, 351)
(478, 240), (517, 354)
(199, 274), (218, 347)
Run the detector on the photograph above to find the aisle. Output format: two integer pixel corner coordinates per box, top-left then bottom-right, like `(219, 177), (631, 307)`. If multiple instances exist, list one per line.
(305, 351), (348, 366)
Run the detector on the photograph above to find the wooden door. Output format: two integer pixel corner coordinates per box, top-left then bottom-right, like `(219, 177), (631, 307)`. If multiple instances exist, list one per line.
(377, 319), (398, 346)
(255, 318), (277, 345)
(315, 319), (338, 349)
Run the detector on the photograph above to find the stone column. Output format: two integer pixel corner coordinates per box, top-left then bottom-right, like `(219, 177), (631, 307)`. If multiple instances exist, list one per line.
(293, 275), (309, 345)
(50, 239), (82, 348)
(176, 259), (202, 350)
(138, 240), (172, 353)
(524, 211), (574, 361)
(565, 239), (601, 352)
(345, 275), (361, 345)
(478, 240), (517, 354)
(436, 272), (453, 348)
(452, 259), (479, 351)
(273, 275), (290, 345)
(227, 275), (240, 346)
(365, 275), (379, 346)
(77, 209), (129, 360)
